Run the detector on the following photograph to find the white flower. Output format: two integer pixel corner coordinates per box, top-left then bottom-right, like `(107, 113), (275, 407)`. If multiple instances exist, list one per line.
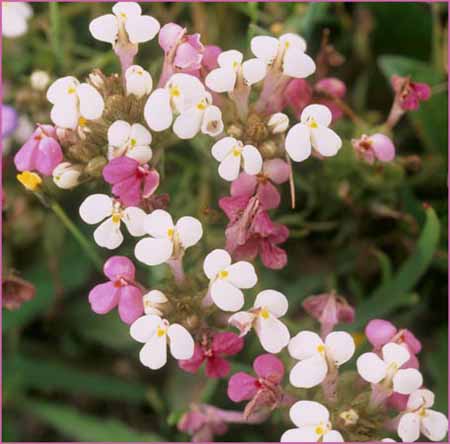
(397, 389), (448, 442)
(211, 136), (262, 181)
(47, 77), (104, 130)
(288, 330), (355, 388)
(357, 342), (423, 395)
(125, 65), (153, 98)
(203, 249), (257, 312)
(107, 120), (152, 164)
(130, 314), (194, 370)
(79, 194), (146, 249)
(31, 70), (50, 91)
(229, 290), (290, 353)
(2, 2), (32, 38)
(205, 49), (266, 93)
(285, 104), (342, 162)
(52, 162), (82, 189)
(89, 2), (160, 45)
(268, 112), (289, 134)
(281, 401), (344, 442)
(251, 33), (316, 78)
(134, 209), (203, 266)
(143, 290), (169, 316)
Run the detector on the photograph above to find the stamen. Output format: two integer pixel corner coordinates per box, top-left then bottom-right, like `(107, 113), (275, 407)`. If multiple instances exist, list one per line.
(112, 213), (122, 224)
(169, 85), (180, 97)
(260, 308), (270, 319)
(167, 228), (174, 238)
(156, 326), (166, 337)
(218, 270), (229, 279)
(317, 344), (325, 354)
(78, 117), (87, 127)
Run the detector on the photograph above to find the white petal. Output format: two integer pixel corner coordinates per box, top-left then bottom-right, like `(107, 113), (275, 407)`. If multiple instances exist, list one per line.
(393, 369), (423, 395)
(46, 76), (79, 104)
(290, 400), (330, 427)
(144, 209), (174, 238)
(251, 36), (279, 63)
(356, 352), (387, 384)
(218, 153), (241, 181)
(242, 58), (267, 85)
(134, 238), (173, 266)
(205, 67), (237, 93)
(280, 33), (307, 52)
(130, 123), (152, 146)
(283, 49), (316, 78)
(325, 331), (355, 366)
(210, 279), (244, 312)
(242, 145), (263, 175)
(94, 217), (124, 249)
(89, 14), (118, 43)
(310, 126), (342, 157)
(323, 431), (344, 442)
(289, 354), (328, 388)
(130, 314), (161, 343)
(253, 289), (288, 317)
(108, 120), (131, 147)
(421, 409), (448, 441)
(218, 49), (243, 68)
(228, 311), (255, 336)
(201, 105), (224, 137)
(126, 145), (152, 164)
(77, 83), (104, 120)
(167, 323), (195, 359)
(255, 316), (290, 353)
(123, 207), (147, 237)
(285, 123), (312, 162)
(125, 15), (160, 44)
(50, 101), (79, 130)
(288, 331), (323, 360)
(268, 112), (289, 134)
(226, 261), (257, 289)
(173, 107), (203, 139)
(281, 427), (319, 443)
(203, 249), (232, 280)
(398, 413), (421, 442)
(176, 216), (203, 248)
(382, 342), (410, 368)
(301, 104), (332, 127)
(125, 66), (153, 97)
(112, 2), (142, 17)
(144, 89), (173, 132)
(211, 137), (236, 161)
(407, 389), (435, 411)
(168, 73), (206, 112)
(79, 194), (112, 224)
(139, 334), (167, 370)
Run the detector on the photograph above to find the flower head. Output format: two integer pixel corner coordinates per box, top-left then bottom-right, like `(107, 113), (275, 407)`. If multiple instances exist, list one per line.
(125, 65), (153, 98)
(79, 193), (146, 249)
(52, 162), (82, 189)
(130, 314), (194, 369)
(2, 2), (32, 38)
(88, 256), (143, 324)
(391, 75), (431, 111)
(2, 105), (18, 139)
(352, 133), (396, 164)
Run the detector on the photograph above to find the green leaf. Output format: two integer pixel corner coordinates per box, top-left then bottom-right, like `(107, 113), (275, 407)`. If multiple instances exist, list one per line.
(22, 399), (163, 441)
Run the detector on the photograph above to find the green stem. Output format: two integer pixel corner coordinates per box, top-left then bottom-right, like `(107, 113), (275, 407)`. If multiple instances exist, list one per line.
(50, 201), (103, 271)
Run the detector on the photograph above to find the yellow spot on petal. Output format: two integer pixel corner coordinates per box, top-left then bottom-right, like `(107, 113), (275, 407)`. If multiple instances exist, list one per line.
(120, 12), (127, 19)
(218, 270), (229, 279)
(78, 117), (87, 127)
(315, 426), (324, 436)
(112, 213), (122, 224)
(232, 61), (239, 69)
(308, 118), (318, 129)
(130, 138), (137, 147)
(232, 147), (241, 157)
(260, 308), (270, 319)
(167, 228), (174, 238)
(196, 100), (207, 110)
(317, 344), (325, 354)
(157, 327), (166, 337)
(169, 85), (180, 97)
(67, 87), (76, 94)
(17, 171), (42, 191)
(418, 408), (427, 417)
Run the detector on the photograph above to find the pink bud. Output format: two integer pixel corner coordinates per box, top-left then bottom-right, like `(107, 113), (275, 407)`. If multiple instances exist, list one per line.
(315, 77), (346, 98)
(283, 79), (312, 117)
(262, 159), (290, 185)
(158, 23), (184, 53)
(227, 372), (258, 402)
(253, 353), (284, 384)
(365, 319), (397, 349)
(103, 256), (136, 281)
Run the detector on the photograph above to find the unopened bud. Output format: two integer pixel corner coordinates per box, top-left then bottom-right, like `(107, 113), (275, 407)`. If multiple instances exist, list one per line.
(89, 69), (105, 90)
(259, 140), (279, 158)
(125, 65), (153, 98)
(267, 112), (289, 134)
(85, 156), (107, 177)
(143, 290), (169, 316)
(52, 162), (82, 189)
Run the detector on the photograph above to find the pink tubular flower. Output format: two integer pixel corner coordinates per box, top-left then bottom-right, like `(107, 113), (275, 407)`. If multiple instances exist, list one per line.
(14, 125), (63, 176)
(315, 77), (346, 121)
(102, 157), (159, 207)
(283, 79), (313, 118)
(88, 256), (143, 324)
(302, 292), (355, 337)
(352, 133), (396, 164)
(391, 75), (431, 111)
(178, 331), (244, 378)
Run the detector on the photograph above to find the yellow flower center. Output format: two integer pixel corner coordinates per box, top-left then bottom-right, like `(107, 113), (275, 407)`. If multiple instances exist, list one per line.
(169, 85), (180, 97)
(120, 12), (127, 19)
(130, 138), (137, 147)
(156, 326), (166, 337)
(17, 171), (42, 191)
(232, 146), (241, 157)
(111, 213), (122, 224)
(196, 100), (207, 111)
(418, 407), (427, 417)
(315, 426), (324, 436)
(232, 61), (239, 69)
(167, 228), (174, 238)
(218, 270), (229, 279)
(260, 308), (270, 319)
(317, 344), (325, 354)
(67, 87), (76, 94)
(308, 117), (318, 129)
(78, 117), (87, 127)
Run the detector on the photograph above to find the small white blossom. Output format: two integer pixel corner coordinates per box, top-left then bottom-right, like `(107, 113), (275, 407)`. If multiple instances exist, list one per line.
(205, 49), (266, 93)
(125, 65), (153, 98)
(143, 290), (169, 316)
(203, 249), (257, 312)
(134, 209), (203, 266)
(47, 76), (104, 130)
(130, 314), (194, 370)
(107, 120), (152, 164)
(2, 2), (32, 38)
(357, 342), (423, 395)
(281, 401), (344, 442)
(397, 389), (448, 442)
(288, 330), (355, 388)
(211, 136), (262, 181)
(285, 104), (342, 162)
(52, 162), (82, 189)
(31, 70), (51, 91)
(89, 2), (160, 45)
(79, 194), (146, 249)
(268, 112), (289, 134)
(229, 289), (290, 353)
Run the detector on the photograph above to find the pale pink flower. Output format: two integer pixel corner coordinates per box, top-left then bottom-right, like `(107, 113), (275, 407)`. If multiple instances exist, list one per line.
(352, 133), (396, 164)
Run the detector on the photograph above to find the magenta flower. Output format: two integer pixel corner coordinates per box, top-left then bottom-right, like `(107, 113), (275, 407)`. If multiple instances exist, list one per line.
(283, 78), (312, 118)
(391, 75), (431, 111)
(302, 292), (355, 337)
(352, 133), (396, 164)
(103, 157), (160, 207)
(202, 45), (222, 72)
(14, 124), (63, 176)
(88, 256), (143, 324)
(315, 77), (347, 121)
(178, 331), (244, 378)
(2, 105), (18, 139)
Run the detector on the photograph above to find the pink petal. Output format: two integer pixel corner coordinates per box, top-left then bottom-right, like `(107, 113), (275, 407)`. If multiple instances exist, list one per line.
(14, 135), (38, 172)
(103, 256), (136, 281)
(205, 356), (231, 378)
(315, 77), (347, 98)
(268, 223), (289, 244)
(404, 353), (420, 369)
(112, 175), (142, 207)
(413, 82), (431, 101)
(371, 133), (395, 162)
(262, 159), (290, 185)
(231, 237), (259, 261)
(212, 331), (244, 356)
(365, 319), (397, 349)
(88, 282), (119, 314)
(178, 344), (205, 374)
(203, 45), (222, 71)
(178, 410), (207, 434)
(227, 372), (258, 402)
(219, 194), (250, 221)
(117, 285), (143, 324)
(257, 181), (280, 210)
(159, 23), (184, 52)
(143, 169), (160, 198)
(35, 136), (63, 176)
(103, 157), (139, 184)
(231, 173), (257, 197)
(283, 78), (312, 118)
(260, 240), (287, 270)
(387, 392), (409, 411)
(175, 41), (203, 70)
(402, 329), (422, 354)
(252, 211), (276, 237)
(253, 353), (284, 383)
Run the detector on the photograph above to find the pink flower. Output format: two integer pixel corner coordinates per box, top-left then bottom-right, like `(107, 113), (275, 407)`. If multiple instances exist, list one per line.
(202, 45), (222, 72)
(103, 157), (159, 207)
(391, 75), (431, 111)
(14, 124), (63, 176)
(302, 292), (355, 337)
(315, 77), (346, 121)
(352, 133), (396, 164)
(178, 331), (244, 378)
(88, 256), (143, 324)
(283, 79), (312, 118)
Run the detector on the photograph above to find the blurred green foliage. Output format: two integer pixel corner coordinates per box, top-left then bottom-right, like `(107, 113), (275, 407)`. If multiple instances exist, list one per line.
(3, 2), (448, 442)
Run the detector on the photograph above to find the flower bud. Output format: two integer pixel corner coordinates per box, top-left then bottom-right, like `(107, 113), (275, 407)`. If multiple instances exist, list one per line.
(85, 156), (108, 177)
(52, 162), (82, 189)
(143, 290), (169, 316)
(88, 70), (105, 90)
(30, 70), (50, 91)
(267, 112), (289, 134)
(315, 77), (346, 98)
(125, 65), (153, 98)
